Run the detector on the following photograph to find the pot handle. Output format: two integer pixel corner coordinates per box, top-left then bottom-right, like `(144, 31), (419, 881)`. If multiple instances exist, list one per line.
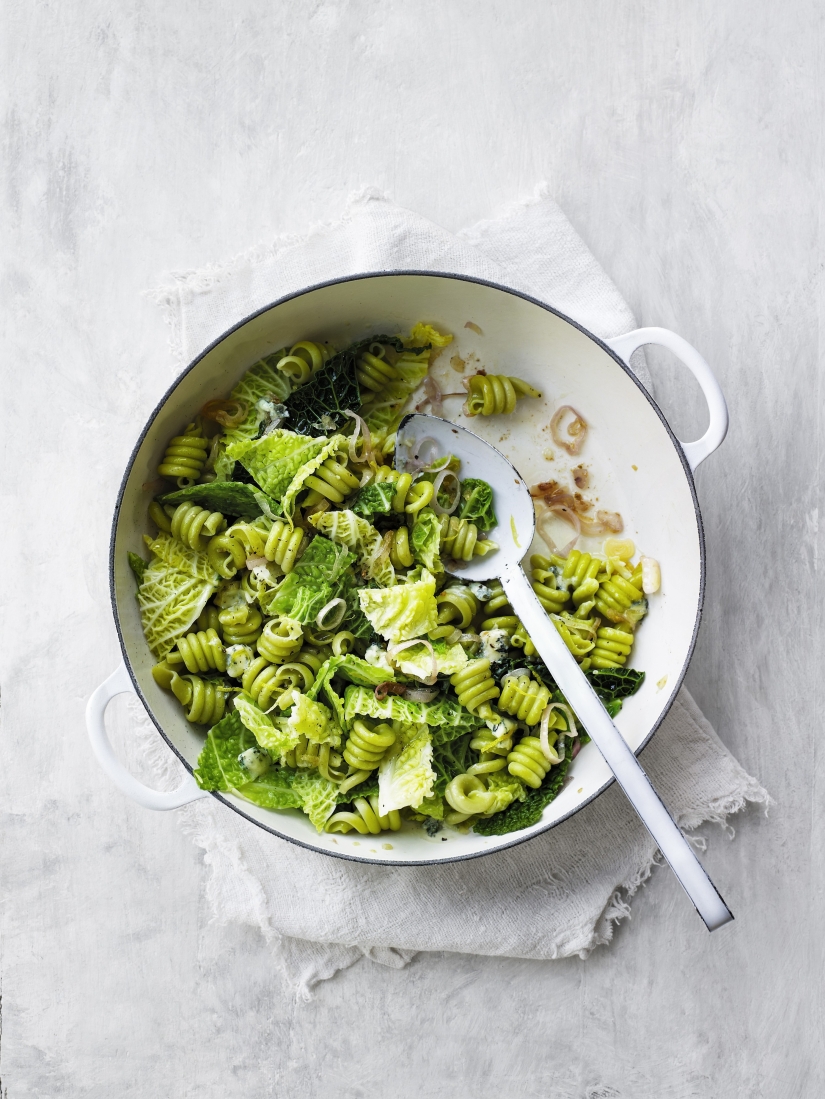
(86, 664), (210, 811)
(605, 327), (729, 472)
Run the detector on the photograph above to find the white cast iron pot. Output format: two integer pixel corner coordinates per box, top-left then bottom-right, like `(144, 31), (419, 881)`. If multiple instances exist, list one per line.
(87, 272), (727, 865)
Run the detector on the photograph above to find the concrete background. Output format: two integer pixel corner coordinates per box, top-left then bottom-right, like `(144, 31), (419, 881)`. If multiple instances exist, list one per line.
(1, 1), (821, 1096)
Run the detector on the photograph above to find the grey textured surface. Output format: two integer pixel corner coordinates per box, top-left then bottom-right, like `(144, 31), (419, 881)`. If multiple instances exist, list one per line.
(1, 2), (821, 1096)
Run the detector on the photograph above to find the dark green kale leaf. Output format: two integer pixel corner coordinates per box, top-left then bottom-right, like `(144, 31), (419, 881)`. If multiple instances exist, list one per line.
(588, 668), (645, 717)
(231, 462), (255, 484)
(159, 481), (279, 520)
(351, 480), (396, 520)
(588, 668), (645, 699)
(127, 551), (147, 585)
(473, 755), (573, 835)
(284, 334), (430, 436)
(458, 477), (498, 531)
(431, 732), (476, 796)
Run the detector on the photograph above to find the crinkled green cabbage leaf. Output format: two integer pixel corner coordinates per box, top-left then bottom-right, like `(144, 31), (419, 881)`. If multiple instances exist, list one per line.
(226, 429), (329, 500)
(415, 795), (444, 820)
(236, 769), (303, 810)
(234, 692), (300, 757)
(290, 771), (339, 831)
(224, 354), (292, 443)
(138, 534), (219, 658)
(378, 727), (435, 814)
(394, 639), (467, 679)
(431, 731), (474, 795)
(351, 480), (396, 520)
(458, 478), (498, 532)
(358, 568), (437, 642)
(194, 710), (257, 791)
(410, 507), (442, 572)
(287, 691), (340, 747)
(158, 481), (279, 520)
(280, 434), (348, 519)
(309, 509), (395, 588)
(344, 686), (480, 740)
(145, 532), (218, 583)
(484, 770), (527, 813)
(308, 654), (391, 730)
(262, 535), (355, 624)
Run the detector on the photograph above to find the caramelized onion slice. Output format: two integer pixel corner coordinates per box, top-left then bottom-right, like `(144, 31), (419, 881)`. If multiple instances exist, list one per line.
(550, 405), (588, 456)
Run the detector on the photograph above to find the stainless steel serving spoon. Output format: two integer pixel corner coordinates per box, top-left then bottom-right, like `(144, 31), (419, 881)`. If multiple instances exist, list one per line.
(396, 413), (733, 931)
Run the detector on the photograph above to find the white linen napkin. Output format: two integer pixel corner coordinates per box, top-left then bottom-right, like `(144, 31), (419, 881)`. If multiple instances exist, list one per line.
(142, 188), (767, 997)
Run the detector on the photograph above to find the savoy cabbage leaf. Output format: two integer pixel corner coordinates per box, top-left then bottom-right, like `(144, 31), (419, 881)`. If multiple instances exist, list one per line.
(262, 535), (355, 624)
(358, 568), (438, 642)
(225, 429), (329, 500)
(158, 481), (280, 520)
(457, 478), (498, 532)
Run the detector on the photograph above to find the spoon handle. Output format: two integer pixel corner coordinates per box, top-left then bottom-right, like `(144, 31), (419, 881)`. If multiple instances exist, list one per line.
(500, 565), (734, 932)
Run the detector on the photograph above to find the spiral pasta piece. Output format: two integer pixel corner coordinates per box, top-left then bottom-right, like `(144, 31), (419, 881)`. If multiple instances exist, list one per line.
(276, 340), (331, 384)
(220, 606), (263, 646)
(481, 581), (512, 617)
(196, 605), (222, 635)
(404, 480), (434, 514)
(509, 623), (537, 658)
(436, 585), (479, 630)
(148, 501), (173, 532)
(256, 615), (304, 664)
(530, 556), (570, 614)
(331, 630), (355, 657)
(303, 454), (361, 505)
(207, 532), (248, 579)
(498, 673), (552, 726)
(450, 658), (500, 719)
(262, 519), (306, 574)
(463, 374), (541, 417)
(260, 648), (325, 709)
(590, 626), (635, 669)
(151, 661), (226, 726)
(594, 571), (646, 624)
(355, 346), (401, 393)
(168, 628), (226, 674)
(444, 773), (496, 817)
(552, 613), (596, 667)
(241, 656), (282, 710)
(326, 795), (401, 834)
(158, 422), (208, 487)
(507, 735), (551, 789)
(558, 550), (602, 617)
(342, 719), (397, 773)
(440, 516), (498, 561)
(467, 727), (511, 777)
(386, 527), (414, 569)
(169, 502), (226, 551)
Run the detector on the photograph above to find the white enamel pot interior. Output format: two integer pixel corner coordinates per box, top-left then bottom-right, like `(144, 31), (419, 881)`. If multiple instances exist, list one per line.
(109, 272), (712, 865)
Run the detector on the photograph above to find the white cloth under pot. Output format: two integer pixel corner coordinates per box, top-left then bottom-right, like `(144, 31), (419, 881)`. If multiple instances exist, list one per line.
(140, 187), (768, 998)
